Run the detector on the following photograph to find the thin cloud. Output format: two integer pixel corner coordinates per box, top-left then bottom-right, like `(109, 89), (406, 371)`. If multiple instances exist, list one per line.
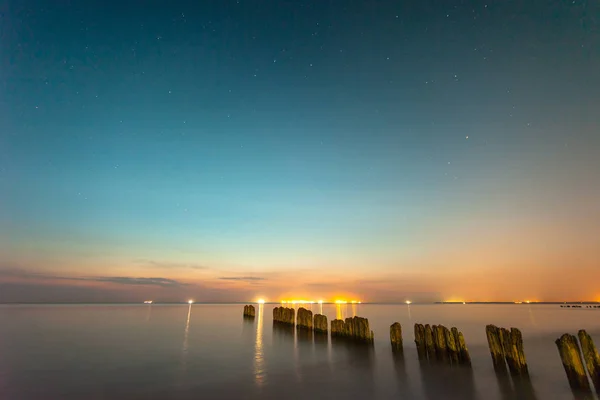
(88, 276), (186, 287)
(134, 259), (209, 270)
(218, 276), (266, 282)
(0, 268), (186, 288)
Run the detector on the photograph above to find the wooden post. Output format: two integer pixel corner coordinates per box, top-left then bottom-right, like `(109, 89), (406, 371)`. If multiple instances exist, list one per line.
(331, 319), (345, 337)
(390, 322), (403, 353)
(314, 314), (328, 334)
(499, 327), (528, 376)
(344, 316), (373, 342)
(414, 323), (427, 359)
(297, 307), (313, 330)
(433, 325), (448, 362)
(556, 333), (591, 392)
(287, 307), (295, 325)
(424, 324), (436, 360)
(578, 329), (600, 393)
(452, 327), (471, 366)
(486, 325), (506, 371)
(510, 328), (529, 376)
(273, 307), (294, 325)
(243, 304), (255, 317)
(444, 326), (459, 365)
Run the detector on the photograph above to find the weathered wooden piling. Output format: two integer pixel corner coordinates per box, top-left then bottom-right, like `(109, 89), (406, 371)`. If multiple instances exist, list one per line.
(331, 316), (374, 343)
(433, 325), (448, 362)
(296, 307), (313, 330)
(273, 306), (295, 325)
(414, 323), (471, 366)
(390, 322), (403, 353)
(556, 333), (591, 392)
(331, 319), (345, 336)
(414, 323), (427, 359)
(444, 326), (460, 364)
(486, 325), (507, 371)
(578, 329), (600, 392)
(497, 327), (529, 376)
(424, 324), (436, 360)
(453, 327), (471, 366)
(345, 316), (374, 342)
(314, 314), (328, 333)
(510, 328), (529, 376)
(243, 304), (256, 318)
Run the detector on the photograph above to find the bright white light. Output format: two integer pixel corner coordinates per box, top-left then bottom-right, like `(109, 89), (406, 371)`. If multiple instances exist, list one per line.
(188, 300), (194, 304)
(318, 300), (323, 304)
(405, 300), (412, 305)
(258, 299), (265, 304)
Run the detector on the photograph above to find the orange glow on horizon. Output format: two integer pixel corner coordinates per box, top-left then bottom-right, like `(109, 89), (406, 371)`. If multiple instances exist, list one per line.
(276, 298), (360, 305)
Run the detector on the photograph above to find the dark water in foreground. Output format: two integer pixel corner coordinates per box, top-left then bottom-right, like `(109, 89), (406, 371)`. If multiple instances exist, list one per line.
(1, 304), (599, 400)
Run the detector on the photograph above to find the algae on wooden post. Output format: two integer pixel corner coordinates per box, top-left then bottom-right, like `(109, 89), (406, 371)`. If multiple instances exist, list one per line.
(455, 329), (472, 366)
(556, 333), (591, 392)
(314, 314), (328, 333)
(486, 325), (506, 371)
(510, 328), (529, 376)
(296, 307), (313, 330)
(578, 329), (600, 393)
(424, 324), (436, 360)
(390, 322), (403, 353)
(414, 323), (427, 360)
(444, 326), (459, 365)
(433, 325), (448, 362)
(499, 327), (528, 376)
(500, 327), (516, 374)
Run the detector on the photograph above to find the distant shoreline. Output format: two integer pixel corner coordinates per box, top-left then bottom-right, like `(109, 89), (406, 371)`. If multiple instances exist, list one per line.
(1, 301), (599, 305)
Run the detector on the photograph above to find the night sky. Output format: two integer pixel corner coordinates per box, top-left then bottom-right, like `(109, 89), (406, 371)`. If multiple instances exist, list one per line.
(1, 0), (599, 303)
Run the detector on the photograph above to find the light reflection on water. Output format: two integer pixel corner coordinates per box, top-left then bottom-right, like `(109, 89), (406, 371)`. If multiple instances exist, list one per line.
(1, 304), (600, 400)
(254, 303), (264, 386)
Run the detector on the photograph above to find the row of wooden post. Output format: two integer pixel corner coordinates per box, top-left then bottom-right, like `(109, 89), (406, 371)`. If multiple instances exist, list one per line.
(485, 325), (528, 376)
(245, 305), (374, 342)
(242, 304), (255, 317)
(411, 323), (471, 366)
(244, 305), (600, 395)
(555, 330), (600, 395)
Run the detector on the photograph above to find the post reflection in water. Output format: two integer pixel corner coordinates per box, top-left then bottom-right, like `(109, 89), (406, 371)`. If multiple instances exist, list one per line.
(254, 303), (265, 386)
(418, 359), (476, 400)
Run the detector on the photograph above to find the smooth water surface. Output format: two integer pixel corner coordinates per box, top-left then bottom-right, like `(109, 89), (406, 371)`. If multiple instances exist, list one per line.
(1, 304), (599, 399)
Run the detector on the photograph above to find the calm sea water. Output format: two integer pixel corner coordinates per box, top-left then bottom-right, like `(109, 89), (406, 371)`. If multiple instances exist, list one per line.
(0, 304), (599, 400)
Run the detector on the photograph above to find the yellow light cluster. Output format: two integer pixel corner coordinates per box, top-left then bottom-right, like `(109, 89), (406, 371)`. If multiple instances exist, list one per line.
(281, 300), (317, 305)
(277, 299), (362, 305)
